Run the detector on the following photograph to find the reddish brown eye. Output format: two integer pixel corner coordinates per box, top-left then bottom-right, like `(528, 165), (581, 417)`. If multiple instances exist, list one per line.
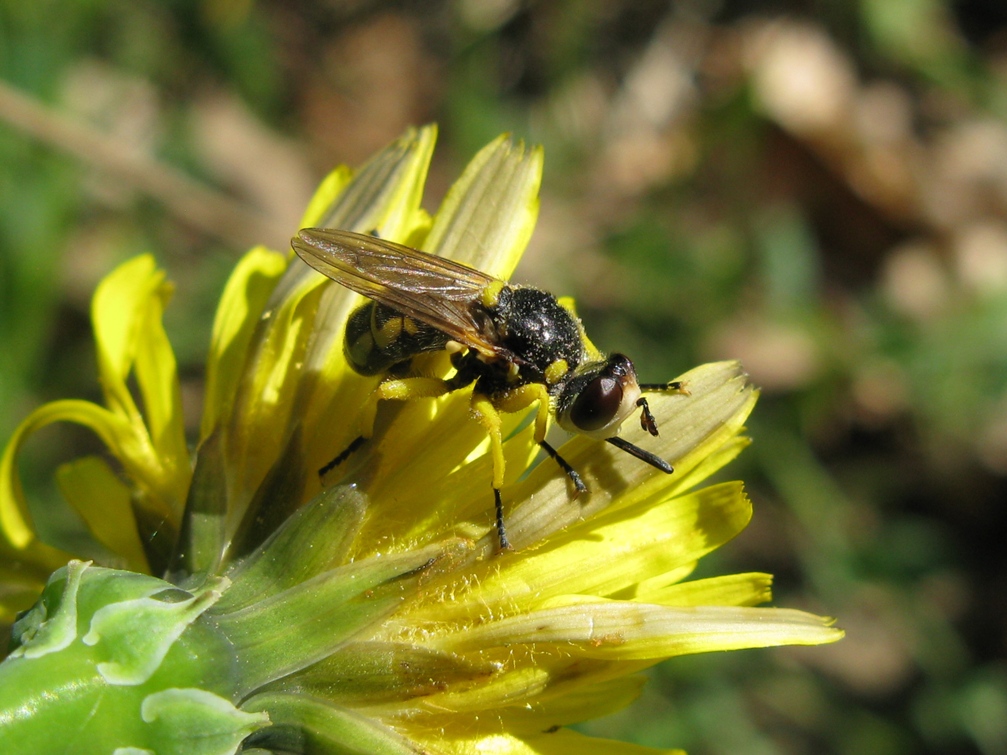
(569, 375), (624, 432)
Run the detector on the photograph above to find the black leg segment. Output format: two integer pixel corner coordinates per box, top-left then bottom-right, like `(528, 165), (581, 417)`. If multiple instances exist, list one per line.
(318, 435), (367, 477)
(606, 436), (674, 474)
(493, 488), (512, 551)
(538, 439), (588, 495)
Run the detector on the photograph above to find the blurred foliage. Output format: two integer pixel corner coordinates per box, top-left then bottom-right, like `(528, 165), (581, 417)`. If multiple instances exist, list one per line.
(3, 0), (1007, 753)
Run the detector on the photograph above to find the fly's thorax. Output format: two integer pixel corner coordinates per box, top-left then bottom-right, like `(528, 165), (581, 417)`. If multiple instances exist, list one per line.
(486, 285), (586, 382)
(343, 302), (450, 376)
(555, 353), (644, 439)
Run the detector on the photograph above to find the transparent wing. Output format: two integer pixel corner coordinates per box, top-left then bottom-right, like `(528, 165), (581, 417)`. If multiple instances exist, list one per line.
(292, 228), (506, 358)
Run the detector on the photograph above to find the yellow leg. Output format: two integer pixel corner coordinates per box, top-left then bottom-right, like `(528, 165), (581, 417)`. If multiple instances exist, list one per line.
(470, 393), (519, 551)
(471, 383), (551, 488)
(494, 383), (587, 495)
(494, 383), (551, 443)
(320, 376), (454, 479)
(471, 385), (580, 551)
(470, 393), (506, 488)
(357, 377), (453, 439)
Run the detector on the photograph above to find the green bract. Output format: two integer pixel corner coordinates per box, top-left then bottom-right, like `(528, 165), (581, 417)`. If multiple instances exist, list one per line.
(2, 561), (256, 755)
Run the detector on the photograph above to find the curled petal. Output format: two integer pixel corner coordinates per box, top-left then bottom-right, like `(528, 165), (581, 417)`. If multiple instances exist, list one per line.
(1, 399), (158, 549)
(91, 255), (188, 511)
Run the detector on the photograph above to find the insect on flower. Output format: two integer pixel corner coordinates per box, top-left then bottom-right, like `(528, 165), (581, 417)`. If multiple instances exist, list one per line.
(292, 228), (688, 550)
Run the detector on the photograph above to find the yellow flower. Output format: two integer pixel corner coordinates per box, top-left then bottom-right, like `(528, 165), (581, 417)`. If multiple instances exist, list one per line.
(0, 126), (842, 754)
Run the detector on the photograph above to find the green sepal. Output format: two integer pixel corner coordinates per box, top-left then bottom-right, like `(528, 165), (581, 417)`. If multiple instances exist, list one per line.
(172, 427), (229, 576)
(9, 558), (87, 657)
(0, 564), (252, 754)
(82, 575), (227, 685)
(11, 560), (189, 659)
(267, 640), (498, 705)
(211, 542), (454, 696)
(139, 688), (269, 755)
(217, 484), (367, 613)
(243, 692), (421, 755)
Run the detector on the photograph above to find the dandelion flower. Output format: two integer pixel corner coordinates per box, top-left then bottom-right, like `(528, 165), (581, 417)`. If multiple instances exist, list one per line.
(0, 125), (842, 754)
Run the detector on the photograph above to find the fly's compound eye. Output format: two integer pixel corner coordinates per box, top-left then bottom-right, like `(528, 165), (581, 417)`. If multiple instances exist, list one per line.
(557, 354), (643, 439)
(568, 374), (624, 433)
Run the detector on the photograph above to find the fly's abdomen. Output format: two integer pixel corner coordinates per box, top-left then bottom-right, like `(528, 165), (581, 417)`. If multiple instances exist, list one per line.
(344, 302), (451, 375)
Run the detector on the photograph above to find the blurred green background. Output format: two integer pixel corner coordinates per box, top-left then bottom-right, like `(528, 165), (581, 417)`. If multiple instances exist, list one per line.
(3, 1), (1007, 753)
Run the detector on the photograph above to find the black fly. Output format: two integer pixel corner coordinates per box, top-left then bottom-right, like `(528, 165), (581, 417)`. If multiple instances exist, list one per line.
(292, 228), (687, 550)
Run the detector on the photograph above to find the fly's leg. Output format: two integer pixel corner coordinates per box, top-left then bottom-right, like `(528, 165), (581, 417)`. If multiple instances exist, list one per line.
(493, 489), (510, 551)
(538, 439), (587, 495)
(471, 384), (589, 552)
(606, 436), (674, 473)
(470, 393), (511, 551)
(319, 436), (367, 476)
(638, 380), (689, 393)
(636, 380), (690, 435)
(497, 383), (587, 496)
(318, 376), (455, 479)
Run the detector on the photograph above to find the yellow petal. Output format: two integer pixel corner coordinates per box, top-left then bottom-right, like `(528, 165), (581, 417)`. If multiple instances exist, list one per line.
(0, 550), (68, 622)
(504, 361), (757, 551)
(223, 284), (323, 510)
(668, 435), (751, 497)
(307, 124), (437, 241)
(92, 256), (165, 422)
(131, 266), (188, 487)
(299, 164), (354, 228)
(200, 246), (288, 443)
(91, 254), (189, 511)
(217, 124), (441, 512)
(515, 729), (684, 755)
(275, 124), (439, 334)
(402, 482), (751, 625)
(441, 602), (843, 660)
(425, 134), (544, 279)
(635, 572), (774, 606)
(347, 394), (537, 553)
(55, 456), (150, 572)
(496, 675), (647, 730)
(412, 729), (681, 755)
(410, 665), (552, 714)
(1, 398), (146, 549)
(294, 128), (454, 492)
